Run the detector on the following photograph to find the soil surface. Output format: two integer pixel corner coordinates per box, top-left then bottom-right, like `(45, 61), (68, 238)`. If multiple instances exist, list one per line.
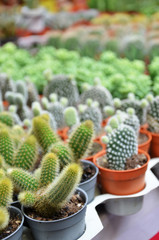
(81, 163), (96, 183)
(97, 153), (147, 170)
(26, 193), (84, 221)
(138, 133), (148, 145)
(88, 142), (103, 156)
(0, 211), (21, 239)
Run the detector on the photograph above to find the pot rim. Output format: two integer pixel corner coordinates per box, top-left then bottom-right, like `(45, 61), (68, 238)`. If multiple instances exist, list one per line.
(79, 159), (99, 186)
(139, 129), (152, 147)
(93, 149), (150, 174)
(3, 206), (24, 240)
(21, 187), (88, 224)
(147, 130), (159, 137)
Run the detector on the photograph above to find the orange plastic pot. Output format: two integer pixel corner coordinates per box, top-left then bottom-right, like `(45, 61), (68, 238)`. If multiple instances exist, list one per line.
(93, 149), (150, 195)
(138, 129), (152, 153)
(148, 131), (159, 158)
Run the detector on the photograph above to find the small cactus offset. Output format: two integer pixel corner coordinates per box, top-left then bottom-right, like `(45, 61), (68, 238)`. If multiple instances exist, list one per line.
(102, 123), (137, 170)
(39, 153), (59, 187)
(80, 78), (113, 112)
(13, 135), (38, 171)
(68, 120), (94, 162)
(49, 143), (74, 169)
(33, 116), (60, 152)
(8, 168), (39, 192)
(43, 74), (79, 106)
(0, 129), (14, 166)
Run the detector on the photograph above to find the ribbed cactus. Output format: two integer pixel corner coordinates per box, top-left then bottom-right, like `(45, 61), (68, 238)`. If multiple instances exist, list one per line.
(8, 168), (39, 192)
(0, 177), (13, 207)
(68, 120), (94, 162)
(0, 112), (14, 127)
(43, 74), (79, 106)
(64, 106), (79, 128)
(49, 143), (73, 169)
(33, 116), (60, 152)
(79, 100), (102, 135)
(80, 78), (113, 111)
(147, 95), (159, 132)
(0, 129), (14, 166)
(39, 153), (59, 187)
(13, 135), (38, 171)
(102, 123), (137, 170)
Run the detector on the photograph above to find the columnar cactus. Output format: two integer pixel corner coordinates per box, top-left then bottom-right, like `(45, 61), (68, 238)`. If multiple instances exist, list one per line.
(13, 135), (38, 171)
(68, 120), (94, 161)
(33, 116), (60, 152)
(102, 123), (137, 170)
(43, 74), (79, 106)
(0, 129), (14, 166)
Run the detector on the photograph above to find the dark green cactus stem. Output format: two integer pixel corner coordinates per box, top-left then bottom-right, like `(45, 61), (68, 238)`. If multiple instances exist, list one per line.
(18, 191), (36, 207)
(0, 112), (14, 127)
(33, 116), (60, 152)
(8, 168), (39, 192)
(0, 129), (14, 166)
(68, 120), (94, 162)
(0, 207), (9, 231)
(35, 163), (82, 216)
(13, 135), (38, 171)
(39, 153), (59, 187)
(0, 177), (13, 207)
(49, 143), (74, 169)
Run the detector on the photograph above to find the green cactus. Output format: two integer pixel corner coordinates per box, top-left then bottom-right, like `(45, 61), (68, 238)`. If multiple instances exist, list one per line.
(147, 96), (159, 132)
(13, 135), (38, 171)
(103, 123), (137, 170)
(0, 73), (15, 100)
(8, 168), (39, 192)
(68, 120), (94, 162)
(123, 108), (140, 137)
(0, 129), (14, 166)
(0, 169), (6, 180)
(16, 80), (28, 103)
(0, 177), (13, 207)
(0, 112), (14, 127)
(32, 101), (42, 117)
(26, 81), (39, 107)
(49, 143), (73, 169)
(39, 153), (59, 187)
(0, 207), (9, 231)
(33, 116), (60, 152)
(48, 101), (65, 129)
(64, 106), (79, 128)
(5, 91), (15, 105)
(18, 191), (36, 207)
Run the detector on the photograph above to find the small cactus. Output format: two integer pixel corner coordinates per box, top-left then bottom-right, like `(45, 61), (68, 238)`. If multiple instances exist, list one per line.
(0, 177), (13, 207)
(13, 135), (38, 171)
(68, 120), (94, 162)
(147, 95), (159, 132)
(16, 80), (28, 103)
(33, 116), (60, 152)
(64, 106), (79, 128)
(0, 129), (14, 166)
(48, 101), (65, 129)
(0, 207), (9, 231)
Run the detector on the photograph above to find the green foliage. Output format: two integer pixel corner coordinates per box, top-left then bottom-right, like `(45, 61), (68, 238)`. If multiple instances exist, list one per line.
(33, 116), (60, 152)
(0, 129), (14, 166)
(69, 120), (94, 162)
(13, 135), (38, 170)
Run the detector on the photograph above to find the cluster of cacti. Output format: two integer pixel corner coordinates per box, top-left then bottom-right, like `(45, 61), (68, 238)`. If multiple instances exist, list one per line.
(79, 98), (102, 134)
(102, 122), (138, 170)
(80, 78), (113, 116)
(0, 174), (13, 231)
(147, 95), (159, 133)
(43, 74), (79, 106)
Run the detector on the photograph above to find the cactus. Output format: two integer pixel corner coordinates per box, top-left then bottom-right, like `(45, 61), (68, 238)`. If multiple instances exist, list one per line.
(8, 168), (39, 192)
(18, 191), (36, 207)
(123, 108), (140, 137)
(48, 101), (65, 129)
(40, 112), (57, 131)
(102, 123), (137, 170)
(0, 177), (13, 207)
(0, 129), (14, 166)
(0, 73), (15, 100)
(33, 116), (60, 152)
(49, 143), (73, 169)
(0, 207), (9, 230)
(16, 80), (28, 103)
(79, 100), (102, 135)
(32, 101), (42, 117)
(0, 169), (6, 179)
(68, 120), (94, 162)
(147, 96), (159, 132)
(0, 112), (14, 127)
(13, 135), (38, 171)
(15, 93), (32, 121)
(39, 153), (59, 187)
(26, 80), (39, 107)
(43, 74), (79, 106)
(64, 106), (79, 128)
(5, 91), (15, 105)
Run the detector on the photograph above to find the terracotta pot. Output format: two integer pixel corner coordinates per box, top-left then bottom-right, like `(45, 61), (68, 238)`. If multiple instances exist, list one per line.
(93, 149), (150, 195)
(3, 100), (9, 109)
(148, 131), (159, 158)
(138, 129), (152, 153)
